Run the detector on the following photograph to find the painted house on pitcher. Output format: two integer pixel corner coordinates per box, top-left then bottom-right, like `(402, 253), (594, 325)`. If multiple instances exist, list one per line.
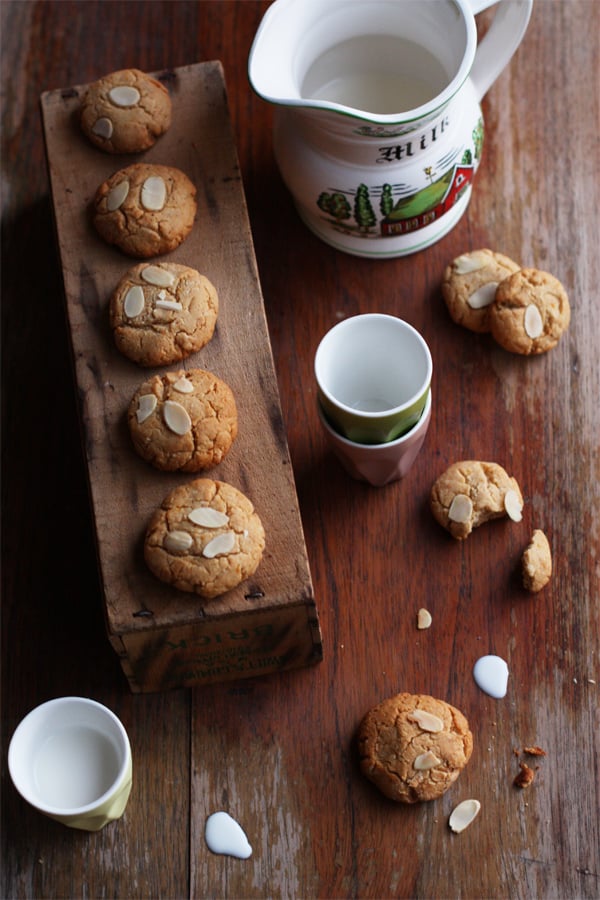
(380, 164), (474, 236)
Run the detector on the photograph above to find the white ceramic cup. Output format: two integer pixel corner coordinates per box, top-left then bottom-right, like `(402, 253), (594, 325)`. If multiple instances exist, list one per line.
(8, 696), (132, 831)
(318, 388), (431, 486)
(315, 314), (432, 444)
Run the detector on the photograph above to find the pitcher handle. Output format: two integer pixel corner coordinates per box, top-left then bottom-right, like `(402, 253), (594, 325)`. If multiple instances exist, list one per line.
(467, 0), (533, 101)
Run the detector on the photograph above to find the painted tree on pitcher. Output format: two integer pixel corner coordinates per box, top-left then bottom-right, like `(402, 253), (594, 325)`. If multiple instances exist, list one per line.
(354, 184), (376, 232)
(380, 183), (393, 217)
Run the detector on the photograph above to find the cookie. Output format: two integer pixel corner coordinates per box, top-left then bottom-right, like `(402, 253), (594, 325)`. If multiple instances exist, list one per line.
(93, 163), (197, 257)
(357, 692), (473, 803)
(442, 249), (520, 333)
(430, 460), (524, 540)
(489, 267), (571, 354)
(110, 262), (218, 367)
(80, 68), (171, 154)
(522, 529), (552, 592)
(144, 479), (265, 599)
(128, 369), (237, 472)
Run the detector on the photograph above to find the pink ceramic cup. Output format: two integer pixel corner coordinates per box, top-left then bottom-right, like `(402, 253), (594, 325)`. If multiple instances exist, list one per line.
(318, 390), (431, 486)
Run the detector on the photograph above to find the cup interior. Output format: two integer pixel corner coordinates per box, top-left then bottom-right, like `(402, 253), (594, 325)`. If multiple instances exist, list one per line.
(8, 697), (130, 814)
(315, 314), (432, 416)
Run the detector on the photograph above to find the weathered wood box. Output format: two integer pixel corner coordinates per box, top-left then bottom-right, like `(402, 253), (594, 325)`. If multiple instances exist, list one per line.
(40, 62), (322, 692)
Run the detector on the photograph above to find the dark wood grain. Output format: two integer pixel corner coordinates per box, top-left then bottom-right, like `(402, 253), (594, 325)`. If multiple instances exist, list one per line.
(2, 2), (598, 898)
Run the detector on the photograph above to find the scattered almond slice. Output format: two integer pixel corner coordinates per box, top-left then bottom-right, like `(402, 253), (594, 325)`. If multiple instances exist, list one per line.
(109, 85), (140, 107)
(141, 265), (176, 287)
(417, 608), (432, 630)
(92, 116), (113, 139)
(173, 377), (194, 394)
(163, 400), (192, 435)
(449, 799), (481, 833)
(203, 532), (236, 558)
(448, 493), (473, 524)
(164, 530), (193, 553)
(408, 709), (443, 733)
(467, 282), (498, 309)
(136, 393), (157, 424)
(106, 179), (129, 211)
(504, 489), (523, 522)
(413, 751), (442, 771)
(524, 303), (544, 339)
(141, 175), (167, 211)
(188, 507), (229, 528)
(124, 284), (145, 318)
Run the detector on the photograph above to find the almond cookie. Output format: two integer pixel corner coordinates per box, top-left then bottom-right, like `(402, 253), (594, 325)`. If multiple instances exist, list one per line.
(522, 529), (552, 592)
(80, 68), (171, 154)
(357, 692), (473, 803)
(144, 478), (265, 599)
(110, 262), (218, 367)
(489, 268), (571, 354)
(430, 460), (523, 540)
(128, 369), (237, 472)
(93, 163), (197, 257)
(442, 249), (520, 333)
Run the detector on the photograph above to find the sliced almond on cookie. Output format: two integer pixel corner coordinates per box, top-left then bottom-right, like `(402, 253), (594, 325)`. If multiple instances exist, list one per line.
(504, 489), (523, 522)
(163, 400), (192, 435)
(106, 179), (129, 211)
(164, 530), (193, 553)
(188, 507), (229, 528)
(408, 709), (444, 733)
(524, 303), (544, 339)
(467, 282), (498, 309)
(136, 393), (157, 424)
(203, 532), (236, 558)
(448, 494), (473, 524)
(414, 751), (442, 770)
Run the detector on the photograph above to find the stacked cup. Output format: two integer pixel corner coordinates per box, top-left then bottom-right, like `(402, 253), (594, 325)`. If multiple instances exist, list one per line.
(315, 314), (432, 486)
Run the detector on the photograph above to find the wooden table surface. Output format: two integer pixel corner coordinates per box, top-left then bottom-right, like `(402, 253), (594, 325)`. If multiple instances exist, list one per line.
(2, 2), (598, 898)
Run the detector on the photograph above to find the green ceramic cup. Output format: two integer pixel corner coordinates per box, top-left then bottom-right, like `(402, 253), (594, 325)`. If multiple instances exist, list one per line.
(315, 313), (432, 444)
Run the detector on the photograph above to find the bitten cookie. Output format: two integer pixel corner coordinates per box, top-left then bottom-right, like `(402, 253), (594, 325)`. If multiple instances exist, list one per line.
(80, 68), (171, 153)
(357, 692), (473, 803)
(430, 460), (524, 540)
(442, 249), (520, 333)
(522, 529), (552, 592)
(489, 268), (571, 354)
(144, 479), (265, 599)
(110, 262), (218, 367)
(128, 369), (238, 472)
(93, 163), (197, 257)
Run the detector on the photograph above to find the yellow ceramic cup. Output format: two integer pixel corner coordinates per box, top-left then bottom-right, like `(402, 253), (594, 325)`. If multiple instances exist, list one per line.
(8, 696), (132, 831)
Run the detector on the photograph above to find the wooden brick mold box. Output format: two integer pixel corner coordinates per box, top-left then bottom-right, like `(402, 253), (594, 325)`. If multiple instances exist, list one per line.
(40, 62), (323, 692)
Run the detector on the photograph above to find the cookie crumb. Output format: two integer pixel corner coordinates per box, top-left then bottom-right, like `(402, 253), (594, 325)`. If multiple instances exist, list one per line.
(523, 746), (546, 757)
(514, 762), (537, 789)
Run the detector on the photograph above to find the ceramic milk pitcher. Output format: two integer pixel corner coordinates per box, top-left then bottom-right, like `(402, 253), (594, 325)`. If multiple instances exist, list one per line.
(248, 0), (533, 258)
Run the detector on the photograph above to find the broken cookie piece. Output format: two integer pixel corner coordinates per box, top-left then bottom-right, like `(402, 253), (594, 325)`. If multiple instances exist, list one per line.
(521, 529), (552, 592)
(430, 460), (524, 540)
(357, 692), (473, 803)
